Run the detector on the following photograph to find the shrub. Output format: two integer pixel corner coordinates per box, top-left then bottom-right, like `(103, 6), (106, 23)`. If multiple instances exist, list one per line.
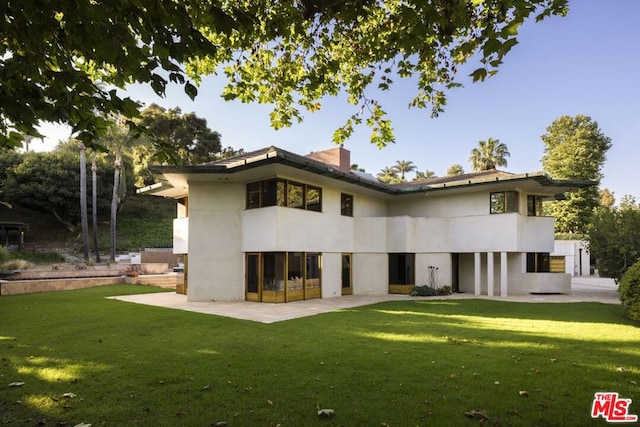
(0, 247), (10, 263)
(438, 285), (453, 296)
(619, 259), (640, 321)
(410, 285), (453, 297)
(0, 259), (34, 270)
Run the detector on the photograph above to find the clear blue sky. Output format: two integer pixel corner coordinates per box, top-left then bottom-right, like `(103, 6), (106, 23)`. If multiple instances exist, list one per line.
(38, 1), (639, 202)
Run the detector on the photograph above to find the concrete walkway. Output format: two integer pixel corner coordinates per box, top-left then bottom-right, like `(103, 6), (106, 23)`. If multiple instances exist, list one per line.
(109, 276), (620, 324)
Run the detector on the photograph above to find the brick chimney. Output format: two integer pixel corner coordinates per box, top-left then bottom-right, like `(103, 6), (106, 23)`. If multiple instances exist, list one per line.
(305, 147), (351, 173)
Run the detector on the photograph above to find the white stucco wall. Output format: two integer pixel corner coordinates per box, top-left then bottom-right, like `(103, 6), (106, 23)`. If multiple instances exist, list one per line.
(391, 192), (489, 218)
(240, 209), (554, 255)
(415, 253), (452, 288)
(187, 182), (245, 302)
(353, 253), (388, 294)
(552, 240), (591, 276)
(177, 176), (562, 300)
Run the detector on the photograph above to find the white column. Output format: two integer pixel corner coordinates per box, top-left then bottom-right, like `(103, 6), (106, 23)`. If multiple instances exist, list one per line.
(487, 252), (494, 297)
(500, 252), (508, 297)
(474, 252), (481, 296)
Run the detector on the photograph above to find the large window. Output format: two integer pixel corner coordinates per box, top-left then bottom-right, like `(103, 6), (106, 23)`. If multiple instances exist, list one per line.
(527, 195), (544, 216)
(341, 193), (353, 217)
(527, 252), (550, 273)
(245, 252), (322, 303)
(490, 191), (519, 214)
(246, 179), (322, 212)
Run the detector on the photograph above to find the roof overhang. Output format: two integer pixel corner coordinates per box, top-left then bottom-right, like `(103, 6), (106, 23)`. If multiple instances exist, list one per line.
(142, 146), (596, 200)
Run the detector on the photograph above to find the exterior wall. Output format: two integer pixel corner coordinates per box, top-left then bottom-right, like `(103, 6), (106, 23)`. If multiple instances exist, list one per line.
(241, 209), (554, 255)
(353, 253), (388, 295)
(187, 182), (245, 302)
(457, 252), (570, 295)
(415, 253), (452, 288)
(390, 192), (488, 218)
(353, 193), (388, 217)
(552, 240), (591, 276)
(321, 252), (342, 298)
(179, 176), (562, 301)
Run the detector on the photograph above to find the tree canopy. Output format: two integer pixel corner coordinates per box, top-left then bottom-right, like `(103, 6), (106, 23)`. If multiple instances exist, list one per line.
(1, 0), (568, 150)
(446, 164), (465, 176)
(589, 199), (640, 281)
(2, 146), (115, 231)
(541, 114), (611, 234)
(132, 104), (241, 187)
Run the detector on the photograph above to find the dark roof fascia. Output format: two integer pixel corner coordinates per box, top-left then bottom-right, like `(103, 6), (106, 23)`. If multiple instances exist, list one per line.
(148, 148), (597, 197)
(149, 148), (399, 194)
(394, 173), (597, 196)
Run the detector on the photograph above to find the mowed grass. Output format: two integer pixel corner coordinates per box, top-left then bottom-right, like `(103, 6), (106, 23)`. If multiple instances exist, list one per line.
(0, 286), (639, 426)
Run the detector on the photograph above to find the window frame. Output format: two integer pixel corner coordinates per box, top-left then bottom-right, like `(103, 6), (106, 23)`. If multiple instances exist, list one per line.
(246, 179), (322, 212)
(490, 191), (519, 214)
(341, 193), (353, 217)
(526, 252), (550, 273)
(527, 195), (544, 217)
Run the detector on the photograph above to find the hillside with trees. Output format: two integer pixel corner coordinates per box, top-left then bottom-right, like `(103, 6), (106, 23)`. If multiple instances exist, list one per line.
(0, 105), (241, 257)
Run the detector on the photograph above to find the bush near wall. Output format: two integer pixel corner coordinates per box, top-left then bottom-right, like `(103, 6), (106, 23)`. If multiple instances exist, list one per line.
(619, 259), (640, 321)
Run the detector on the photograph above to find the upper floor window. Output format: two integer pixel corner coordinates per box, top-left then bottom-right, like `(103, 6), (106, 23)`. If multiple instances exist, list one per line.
(341, 193), (353, 217)
(246, 179), (322, 212)
(527, 195), (544, 216)
(490, 191), (519, 214)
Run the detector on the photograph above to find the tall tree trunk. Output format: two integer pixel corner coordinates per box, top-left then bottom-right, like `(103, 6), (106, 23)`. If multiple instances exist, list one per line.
(91, 152), (101, 263)
(110, 151), (121, 262)
(79, 142), (90, 261)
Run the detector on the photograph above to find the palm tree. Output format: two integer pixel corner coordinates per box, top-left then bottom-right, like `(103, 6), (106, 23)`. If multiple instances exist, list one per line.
(391, 160), (418, 180)
(78, 142), (90, 261)
(469, 138), (510, 171)
(377, 167), (400, 184)
(446, 164), (465, 176)
(110, 150), (121, 262)
(413, 170), (436, 181)
(91, 151), (101, 263)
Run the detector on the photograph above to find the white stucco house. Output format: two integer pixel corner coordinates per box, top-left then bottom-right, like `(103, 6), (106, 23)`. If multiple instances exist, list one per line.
(141, 146), (594, 303)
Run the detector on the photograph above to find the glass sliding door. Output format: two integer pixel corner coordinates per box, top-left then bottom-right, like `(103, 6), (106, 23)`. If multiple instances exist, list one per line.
(305, 252), (322, 299)
(262, 252), (286, 303)
(287, 252), (305, 302)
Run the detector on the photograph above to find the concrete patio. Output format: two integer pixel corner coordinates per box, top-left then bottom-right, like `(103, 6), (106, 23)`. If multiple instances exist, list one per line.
(108, 276), (620, 324)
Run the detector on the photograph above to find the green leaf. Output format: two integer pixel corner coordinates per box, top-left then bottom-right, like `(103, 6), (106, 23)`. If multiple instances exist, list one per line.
(470, 68), (488, 83)
(185, 82), (198, 100)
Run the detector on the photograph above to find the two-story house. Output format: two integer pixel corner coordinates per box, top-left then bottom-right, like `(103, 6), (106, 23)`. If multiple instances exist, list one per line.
(141, 146), (594, 302)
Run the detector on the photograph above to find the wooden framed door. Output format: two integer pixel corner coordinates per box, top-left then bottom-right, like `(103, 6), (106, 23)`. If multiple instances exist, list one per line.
(246, 253), (260, 302)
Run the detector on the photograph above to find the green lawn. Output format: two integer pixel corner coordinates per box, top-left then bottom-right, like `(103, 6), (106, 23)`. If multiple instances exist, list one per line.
(1, 286), (638, 426)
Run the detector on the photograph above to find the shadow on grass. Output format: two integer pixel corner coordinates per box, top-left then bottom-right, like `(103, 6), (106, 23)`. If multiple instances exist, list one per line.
(369, 298), (632, 324)
(1, 286), (638, 426)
